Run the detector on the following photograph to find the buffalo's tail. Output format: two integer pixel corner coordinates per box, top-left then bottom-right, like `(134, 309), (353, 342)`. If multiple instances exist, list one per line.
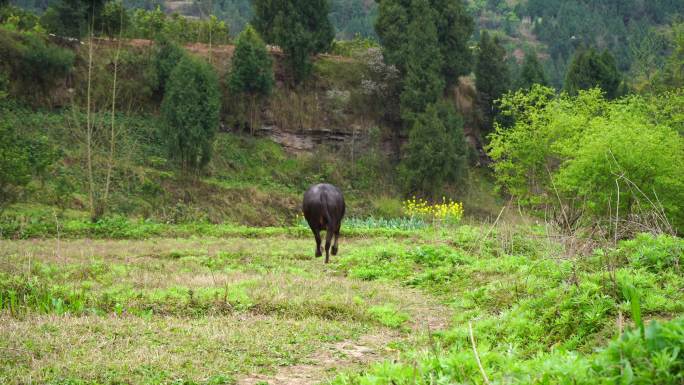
(320, 193), (334, 230)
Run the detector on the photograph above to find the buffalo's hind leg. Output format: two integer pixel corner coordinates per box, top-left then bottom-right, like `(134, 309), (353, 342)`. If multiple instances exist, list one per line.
(310, 226), (322, 258)
(331, 224), (340, 256)
(324, 225), (334, 263)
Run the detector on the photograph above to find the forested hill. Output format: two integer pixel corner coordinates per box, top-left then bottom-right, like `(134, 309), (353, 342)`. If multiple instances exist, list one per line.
(9, 0), (684, 89)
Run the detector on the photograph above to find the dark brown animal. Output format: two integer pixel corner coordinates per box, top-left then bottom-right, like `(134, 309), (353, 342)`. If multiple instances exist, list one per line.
(302, 183), (345, 263)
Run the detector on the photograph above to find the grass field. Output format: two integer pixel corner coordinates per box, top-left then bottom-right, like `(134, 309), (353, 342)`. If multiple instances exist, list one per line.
(0, 232), (450, 384)
(1, 222), (682, 384)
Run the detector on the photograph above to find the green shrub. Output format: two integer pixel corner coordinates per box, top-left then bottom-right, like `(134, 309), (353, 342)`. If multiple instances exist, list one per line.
(398, 101), (467, 197)
(161, 55), (221, 174)
(371, 197), (403, 218)
(488, 86), (684, 232)
(0, 29), (74, 100)
(618, 233), (683, 271)
(150, 38), (186, 96)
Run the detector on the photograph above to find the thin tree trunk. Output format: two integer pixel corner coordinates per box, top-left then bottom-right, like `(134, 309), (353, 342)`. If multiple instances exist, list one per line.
(250, 94), (257, 135)
(103, 9), (124, 206)
(86, 24), (96, 221)
(208, 0), (213, 64)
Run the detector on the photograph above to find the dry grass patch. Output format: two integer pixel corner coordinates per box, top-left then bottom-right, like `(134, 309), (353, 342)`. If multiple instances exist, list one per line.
(0, 313), (370, 384)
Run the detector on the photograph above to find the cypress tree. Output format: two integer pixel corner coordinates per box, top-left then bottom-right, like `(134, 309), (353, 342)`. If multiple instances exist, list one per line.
(517, 51), (548, 90)
(375, 0), (473, 86)
(475, 31), (511, 133)
(151, 38), (186, 97)
(431, 0), (474, 86)
(229, 24), (274, 134)
(40, 0), (107, 38)
(660, 22), (684, 90)
(252, 0), (334, 84)
(161, 56), (221, 175)
(398, 101), (467, 196)
(374, 0), (410, 70)
(564, 47), (621, 99)
(399, 0), (443, 121)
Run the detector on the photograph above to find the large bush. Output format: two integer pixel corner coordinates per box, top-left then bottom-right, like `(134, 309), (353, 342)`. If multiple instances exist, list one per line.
(0, 29), (74, 101)
(398, 101), (467, 196)
(488, 86), (684, 232)
(150, 38), (186, 96)
(161, 55), (221, 174)
(228, 24), (273, 133)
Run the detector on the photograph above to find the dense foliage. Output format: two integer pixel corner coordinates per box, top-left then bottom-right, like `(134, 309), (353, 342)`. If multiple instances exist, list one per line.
(516, 0), (684, 87)
(150, 37), (185, 97)
(565, 47), (623, 99)
(398, 101), (467, 196)
(516, 51), (547, 90)
(3, 1), (229, 44)
(397, 0), (443, 121)
(0, 29), (74, 102)
(252, 0), (334, 83)
(228, 24), (273, 133)
(475, 30), (510, 133)
(38, 0), (107, 38)
(0, 102), (56, 208)
(488, 86), (684, 232)
(161, 55), (221, 174)
(375, 0), (473, 86)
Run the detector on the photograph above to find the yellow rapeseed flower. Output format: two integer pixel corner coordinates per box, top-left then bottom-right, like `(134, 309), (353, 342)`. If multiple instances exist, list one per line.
(402, 197), (463, 225)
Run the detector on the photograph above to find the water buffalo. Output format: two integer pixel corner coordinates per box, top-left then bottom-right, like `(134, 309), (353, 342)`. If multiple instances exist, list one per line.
(302, 183), (346, 263)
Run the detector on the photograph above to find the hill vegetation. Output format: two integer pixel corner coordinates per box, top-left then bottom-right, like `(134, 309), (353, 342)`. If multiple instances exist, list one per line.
(0, 0), (682, 384)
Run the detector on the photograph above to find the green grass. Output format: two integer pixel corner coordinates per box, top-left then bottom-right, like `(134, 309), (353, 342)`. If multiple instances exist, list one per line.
(330, 229), (684, 384)
(1, 222), (682, 384)
(0, 235), (449, 384)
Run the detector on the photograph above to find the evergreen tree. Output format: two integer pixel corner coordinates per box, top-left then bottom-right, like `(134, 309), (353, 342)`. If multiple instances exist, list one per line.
(40, 0), (87, 38)
(516, 51), (547, 90)
(660, 22), (684, 90)
(399, 0), (443, 121)
(374, 0), (410, 70)
(229, 24), (274, 134)
(161, 56), (221, 175)
(375, 0), (473, 86)
(151, 38), (186, 97)
(398, 101), (467, 196)
(100, 0), (129, 38)
(430, 0), (474, 86)
(564, 47), (621, 99)
(252, 0), (334, 84)
(40, 0), (107, 38)
(475, 31), (510, 133)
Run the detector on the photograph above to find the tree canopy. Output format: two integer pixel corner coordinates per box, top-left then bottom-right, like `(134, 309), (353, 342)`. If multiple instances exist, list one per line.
(398, 101), (467, 196)
(375, 0), (473, 87)
(564, 47), (622, 99)
(161, 55), (221, 174)
(516, 51), (547, 90)
(475, 30), (510, 133)
(252, 0), (334, 83)
(488, 86), (684, 232)
(228, 24), (273, 98)
(398, 0), (443, 121)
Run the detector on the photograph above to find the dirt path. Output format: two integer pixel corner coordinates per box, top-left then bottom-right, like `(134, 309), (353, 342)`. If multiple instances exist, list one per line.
(238, 290), (450, 385)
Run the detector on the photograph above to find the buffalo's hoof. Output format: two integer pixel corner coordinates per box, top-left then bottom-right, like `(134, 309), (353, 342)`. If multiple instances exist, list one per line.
(331, 246), (338, 255)
(315, 250), (322, 258)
